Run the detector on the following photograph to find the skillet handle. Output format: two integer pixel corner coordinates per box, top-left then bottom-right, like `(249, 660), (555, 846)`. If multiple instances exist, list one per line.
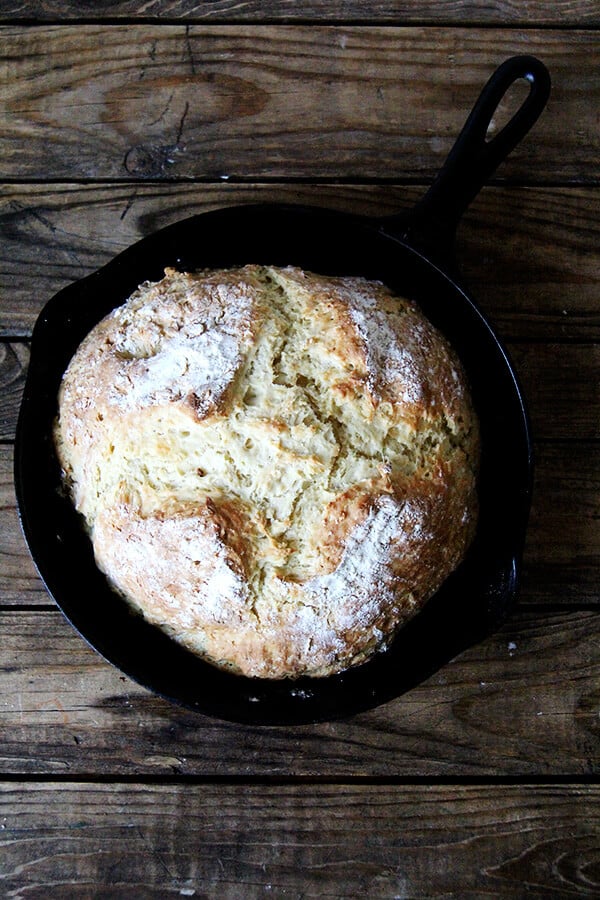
(380, 55), (551, 260)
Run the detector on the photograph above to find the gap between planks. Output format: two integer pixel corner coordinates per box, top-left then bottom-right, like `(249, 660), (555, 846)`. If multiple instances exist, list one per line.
(0, 773), (599, 785)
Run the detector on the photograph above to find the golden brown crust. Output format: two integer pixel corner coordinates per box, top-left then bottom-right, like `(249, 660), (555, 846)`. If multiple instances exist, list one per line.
(55, 265), (479, 679)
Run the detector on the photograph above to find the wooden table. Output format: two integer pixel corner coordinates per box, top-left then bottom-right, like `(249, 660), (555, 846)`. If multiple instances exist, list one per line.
(1, 2), (599, 895)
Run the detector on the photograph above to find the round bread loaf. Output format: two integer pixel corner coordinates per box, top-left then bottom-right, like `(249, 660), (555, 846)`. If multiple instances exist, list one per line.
(54, 265), (479, 679)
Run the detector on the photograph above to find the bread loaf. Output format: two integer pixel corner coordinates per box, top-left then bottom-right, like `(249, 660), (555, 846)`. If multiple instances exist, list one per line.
(54, 265), (479, 678)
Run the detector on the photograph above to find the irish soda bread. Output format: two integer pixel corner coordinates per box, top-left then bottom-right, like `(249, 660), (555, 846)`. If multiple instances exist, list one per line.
(54, 265), (479, 679)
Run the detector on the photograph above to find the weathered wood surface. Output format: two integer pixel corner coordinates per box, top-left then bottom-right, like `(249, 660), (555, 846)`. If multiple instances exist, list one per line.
(1, 184), (599, 340)
(0, 341), (27, 439)
(0, 4), (598, 894)
(1, 783), (599, 897)
(1, 27), (598, 182)
(510, 345), (600, 441)
(3, 0), (600, 25)
(0, 607), (598, 775)
(523, 441), (600, 607)
(0, 446), (44, 604)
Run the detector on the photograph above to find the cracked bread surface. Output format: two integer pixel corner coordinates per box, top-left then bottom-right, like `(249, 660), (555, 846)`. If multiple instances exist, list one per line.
(54, 264), (479, 679)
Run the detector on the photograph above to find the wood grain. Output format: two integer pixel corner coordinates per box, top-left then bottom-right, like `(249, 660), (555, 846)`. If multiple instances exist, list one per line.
(458, 186), (600, 341)
(2, 0), (599, 26)
(0, 341), (28, 440)
(0, 606), (598, 775)
(1, 27), (598, 182)
(510, 344), (600, 441)
(1, 783), (599, 897)
(0, 445), (46, 603)
(0, 4), (597, 894)
(1, 184), (599, 340)
(523, 441), (600, 606)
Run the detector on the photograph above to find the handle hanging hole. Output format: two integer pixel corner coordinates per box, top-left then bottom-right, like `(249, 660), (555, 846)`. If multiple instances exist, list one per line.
(485, 77), (531, 143)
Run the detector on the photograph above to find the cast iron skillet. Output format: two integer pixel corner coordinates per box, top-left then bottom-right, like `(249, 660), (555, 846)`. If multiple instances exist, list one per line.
(15, 56), (551, 725)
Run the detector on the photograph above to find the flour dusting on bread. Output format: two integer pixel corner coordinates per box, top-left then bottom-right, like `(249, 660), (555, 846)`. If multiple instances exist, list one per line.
(55, 265), (479, 678)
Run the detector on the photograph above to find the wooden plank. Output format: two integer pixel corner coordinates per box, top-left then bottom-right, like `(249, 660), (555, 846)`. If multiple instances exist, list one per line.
(0, 445), (46, 603)
(4, 340), (600, 443)
(510, 344), (600, 442)
(2, 0), (599, 26)
(0, 607), (598, 774)
(459, 186), (600, 342)
(1, 26), (597, 182)
(0, 341), (28, 440)
(1, 783), (599, 897)
(1, 183), (599, 340)
(523, 441), (600, 606)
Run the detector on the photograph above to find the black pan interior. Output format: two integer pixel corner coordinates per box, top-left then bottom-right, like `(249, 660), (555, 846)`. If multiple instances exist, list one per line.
(16, 204), (532, 724)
